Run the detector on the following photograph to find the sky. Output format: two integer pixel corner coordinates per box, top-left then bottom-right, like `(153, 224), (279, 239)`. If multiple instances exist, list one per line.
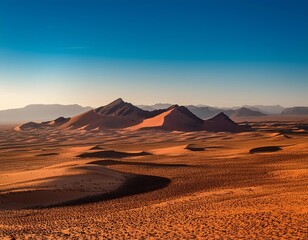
(0, 0), (307, 110)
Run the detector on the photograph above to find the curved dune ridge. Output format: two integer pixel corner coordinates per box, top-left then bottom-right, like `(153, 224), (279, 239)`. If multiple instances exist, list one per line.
(0, 161), (129, 210)
(127, 105), (206, 131)
(60, 109), (101, 130)
(16, 98), (249, 132)
(0, 146), (174, 210)
(49, 174), (171, 209)
(185, 144), (205, 151)
(125, 108), (174, 131)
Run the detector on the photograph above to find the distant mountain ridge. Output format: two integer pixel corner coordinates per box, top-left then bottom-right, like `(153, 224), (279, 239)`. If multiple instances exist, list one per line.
(242, 105), (285, 114)
(0, 104), (91, 124)
(281, 107), (308, 115)
(138, 104), (266, 119)
(3, 102), (306, 125)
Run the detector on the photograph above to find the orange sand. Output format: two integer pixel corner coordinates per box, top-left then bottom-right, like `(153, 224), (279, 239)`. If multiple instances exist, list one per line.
(0, 117), (308, 238)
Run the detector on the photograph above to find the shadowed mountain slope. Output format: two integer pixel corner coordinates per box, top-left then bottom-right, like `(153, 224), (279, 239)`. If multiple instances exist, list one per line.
(203, 112), (250, 132)
(281, 107), (308, 115)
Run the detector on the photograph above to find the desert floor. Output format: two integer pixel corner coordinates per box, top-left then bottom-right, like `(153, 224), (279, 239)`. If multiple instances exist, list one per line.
(0, 118), (308, 239)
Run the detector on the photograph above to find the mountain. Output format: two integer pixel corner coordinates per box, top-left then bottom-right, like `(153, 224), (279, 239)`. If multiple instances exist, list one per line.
(0, 104), (91, 124)
(126, 105), (205, 131)
(186, 106), (265, 119)
(281, 107), (308, 115)
(203, 112), (250, 132)
(95, 98), (152, 118)
(127, 106), (248, 132)
(59, 98), (165, 130)
(17, 99), (248, 132)
(228, 107), (266, 117)
(140, 104), (265, 119)
(186, 105), (221, 119)
(243, 105), (285, 114)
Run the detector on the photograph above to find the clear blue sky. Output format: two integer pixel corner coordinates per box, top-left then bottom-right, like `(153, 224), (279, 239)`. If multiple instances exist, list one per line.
(0, 0), (307, 109)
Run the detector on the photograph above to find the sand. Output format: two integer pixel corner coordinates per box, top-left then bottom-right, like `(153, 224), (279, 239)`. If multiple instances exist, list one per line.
(0, 159), (129, 210)
(0, 117), (308, 239)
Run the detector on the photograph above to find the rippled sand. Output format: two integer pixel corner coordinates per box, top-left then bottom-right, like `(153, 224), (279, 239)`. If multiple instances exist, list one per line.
(0, 119), (307, 239)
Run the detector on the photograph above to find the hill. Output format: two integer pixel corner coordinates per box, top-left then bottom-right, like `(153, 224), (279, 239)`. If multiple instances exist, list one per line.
(126, 105), (205, 131)
(0, 104), (91, 124)
(281, 107), (308, 115)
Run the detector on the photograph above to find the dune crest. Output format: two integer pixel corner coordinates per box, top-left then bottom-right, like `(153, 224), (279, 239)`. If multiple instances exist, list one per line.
(0, 160), (128, 210)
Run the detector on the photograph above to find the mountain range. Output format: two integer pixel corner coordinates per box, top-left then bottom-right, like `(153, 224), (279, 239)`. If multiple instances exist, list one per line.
(1, 101), (307, 125)
(17, 98), (249, 132)
(0, 104), (91, 124)
(136, 104), (286, 115)
(281, 107), (308, 115)
(137, 104), (308, 118)
(185, 106), (266, 119)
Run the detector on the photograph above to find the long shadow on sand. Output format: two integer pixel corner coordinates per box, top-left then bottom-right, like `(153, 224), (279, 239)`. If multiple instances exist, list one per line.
(88, 159), (188, 168)
(77, 150), (152, 159)
(42, 174), (171, 209)
(249, 146), (282, 154)
(35, 153), (59, 156)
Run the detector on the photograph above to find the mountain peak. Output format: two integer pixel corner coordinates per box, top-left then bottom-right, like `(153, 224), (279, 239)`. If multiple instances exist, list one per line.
(210, 112), (233, 121)
(203, 112), (249, 132)
(167, 105), (204, 124)
(168, 104), (180, 109)
(108, 98), (124, 106)
(95, 98), (148, 117)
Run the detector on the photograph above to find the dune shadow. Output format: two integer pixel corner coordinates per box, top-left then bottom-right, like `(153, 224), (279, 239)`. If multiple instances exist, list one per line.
(89, 145), (104, 150)
(88, 159), (188, 168)
(249, 146), (282, 154)
(43, 174), (171, 209)
(185, 144), (223, 152)
(185, 144), (205, 151)
(35, 153), (59, 156)
(77, 150), (152, 159)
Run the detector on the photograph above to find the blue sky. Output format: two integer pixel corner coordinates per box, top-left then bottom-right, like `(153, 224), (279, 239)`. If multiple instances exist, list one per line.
(0, 0), (307, 109)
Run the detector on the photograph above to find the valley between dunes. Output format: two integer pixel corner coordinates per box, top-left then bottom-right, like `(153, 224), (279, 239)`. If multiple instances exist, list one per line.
(0, 118), (308, 239)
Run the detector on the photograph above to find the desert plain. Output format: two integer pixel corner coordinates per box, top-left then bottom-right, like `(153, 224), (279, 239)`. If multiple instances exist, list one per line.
(0, 116), (308, 239)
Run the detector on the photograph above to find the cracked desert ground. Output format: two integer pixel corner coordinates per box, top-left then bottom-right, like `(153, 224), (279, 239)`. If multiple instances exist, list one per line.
(0, 118), (308, 239)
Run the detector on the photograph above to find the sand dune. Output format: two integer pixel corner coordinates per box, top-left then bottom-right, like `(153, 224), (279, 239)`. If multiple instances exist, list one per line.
(1, 110), (308, 239)
(60, 109), (101, 130)
(126, 105), (205, 131)
(126, 108), (173, 131)
(0, 160), (129, 210)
